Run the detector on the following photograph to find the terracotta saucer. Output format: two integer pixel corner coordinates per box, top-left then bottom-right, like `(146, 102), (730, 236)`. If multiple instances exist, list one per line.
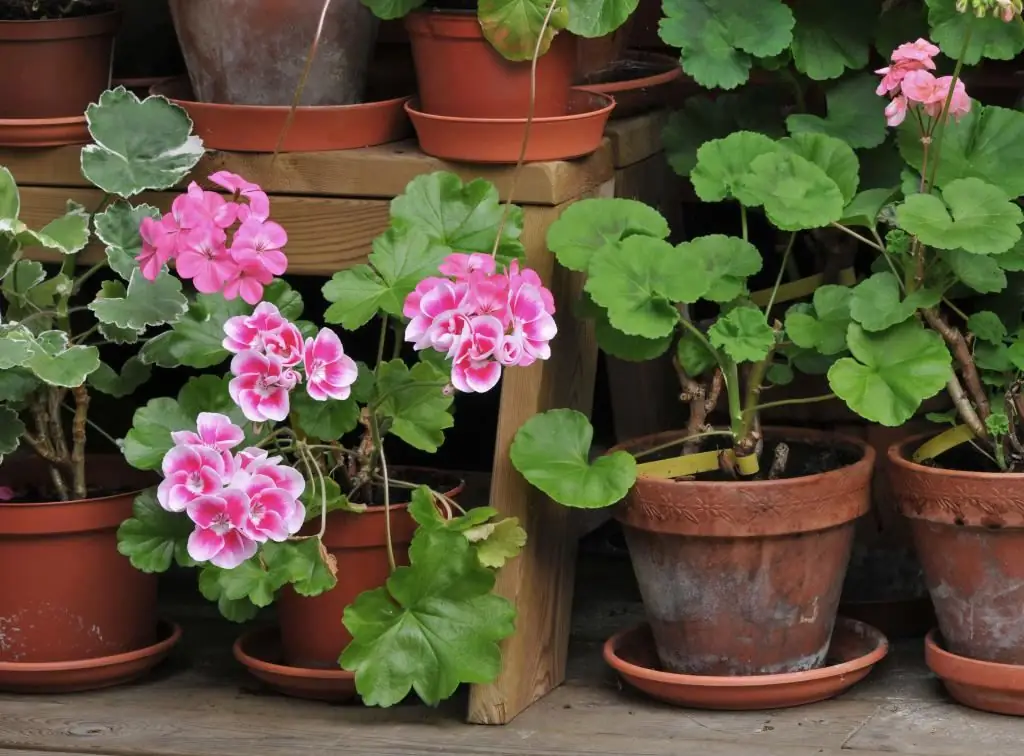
(604, 617), (888, 710)
(234, 626), (357, 703)
(0, 116), (90, 148)
(151, 78), (413, 153)
(926, 629), (1024, 716)
(405, 90), (615, 164)
(0, 620), (181, 693)
(575, 51), (682, 119)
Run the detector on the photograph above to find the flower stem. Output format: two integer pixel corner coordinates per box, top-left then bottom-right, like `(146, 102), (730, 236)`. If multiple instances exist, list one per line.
(747, 393), (836, 414)
(926, 18), (974, 191)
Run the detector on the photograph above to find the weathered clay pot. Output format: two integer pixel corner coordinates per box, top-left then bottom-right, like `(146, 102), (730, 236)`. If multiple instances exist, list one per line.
(616, 428), (873, 676)
(168, 0), (379, 106)
(0, 457), (157, 663)
(277, 472), (464, 669)
(890, 435), (1024, 665)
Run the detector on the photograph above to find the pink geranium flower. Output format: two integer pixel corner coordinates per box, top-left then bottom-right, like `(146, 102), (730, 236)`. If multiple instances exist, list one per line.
(138, 216), (175, 281)
(927, 76), (971, 120)
(231, 218), (288, 276)
(210, 171), (270, 222)
(244, 456), (305, 499)
(0, 486), (15, 501)
(404, 277), (471, 353)
(450, 315), (504, 393)
(303, 328), (358, 401)
(175, 226), (237, 294)
(186, 489), (258, 569)
(171, 412), (245, 451)
(466, 270), (511, 325)
(885, 95), (908, 127)
(239, 475), (304, 543)
(184, 181), (238, 229)
(158, 445), (227, 512)
(223, 257), (274, 305)
(439, 252), (496, 280)
(891, 38), (940, 65)
(228, 351), (297, 422)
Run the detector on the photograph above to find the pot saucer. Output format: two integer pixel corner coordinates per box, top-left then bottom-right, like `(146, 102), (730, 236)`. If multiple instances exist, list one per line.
(0, 620), (181, 693)
(405, 90), (614, 164)
(233, 626), (357, 703)
(926, 629), (1024, 716)
(0, 116), (89, 147)
(604, 617), (888, 710)
(151, 78), (413, 153)
(575, 51), (682, 119)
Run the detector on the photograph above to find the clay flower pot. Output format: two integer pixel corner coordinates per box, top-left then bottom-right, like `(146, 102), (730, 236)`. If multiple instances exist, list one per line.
(889, 436), (1024, 665)
(616, 428), (873, 676)
(168, 0), (379, 106)
(0, 11), (120, 119)
(277, 472), (464, 668)
(0, 458), (157, 664)
(404, 9), (577, 119)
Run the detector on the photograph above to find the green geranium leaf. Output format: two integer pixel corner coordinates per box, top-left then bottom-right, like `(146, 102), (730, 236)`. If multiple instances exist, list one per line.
(840, 187), (896, 228)
(0, 325), (36, 369)
(678, 234), (763, 302)
(214, 558), (278, 608)
(708, 305), (776, 363)
(942, 248), (1007, 293)
(566, 0), (638, 36)
(89, 269), (189, 330)
(510, 409), (636, 508)
(81, 87), (204, 197)
(0, 233), (20, 281)
(376, 359), (454, 453)
(341, 527), (516, 707)
(478, 0), (569, 60)
(585, 236), (708, 339)
(0, 167), (18, 224)
(546, 198), (669, 272)
(768, 361), (795, 385)
(663, 90), (787, 177)
(390, 172), (525, 265)
(468, 517), (527, 569)
(0, 406), (25, 458)
(690, 131), (780, 203)
(359, 0), (426, 19)
(262, 539), (338, 597)
(968, 311), (1007, 344)
(19, 201), (90, 255)
(659, 0), (795, 89)
(94, 201), (161, 280)
(786, 74), (887, 149)
(780, 132), (860, 203)
(783, 285), (852, 355)
(899, 105), (1024, 196)
(926, 0), (1024, 64)
(739, 149), (846, 230)
(789, 0), (880, 81)
(116, 489), (195, 573)
(577, 292), (673, 362)
(291, 388), (360, 441)
(21, 331), (101, 388)
(87, 357), (151, 398)
(828, 321), (952, 426)
(197, 566), (261, 623)
(0, 368), (39, 403)
(677, 329), (717, 376)
(849, 272), (941, 332)
(303, 476), (366, 521)
(896, 178), (1022, 255)
(2, 260), (48, 313)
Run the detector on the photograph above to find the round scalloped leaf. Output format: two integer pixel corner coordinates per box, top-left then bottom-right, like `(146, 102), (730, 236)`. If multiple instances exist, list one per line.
(780, 132), (860, 204)
(94, 201), (162, 281)
(708, 305), (776, 363)
(478, 0), (570, 61)
(81, 88), (204, 198)
(547, 198), (669, 272)
(967, 311), (1007, 344)
(789, 0), (880, 81)
(359, 0), (426, 19)
(678, 234), (762, 303)
(566, 0), (639, 37)
(88, 269), (189, 331)
(828, 321), (952, 426)
(0, 406), (25, 458)
(577, 292), (674, 362)
(926, 0), (1024, 64)
(739, 150), (845, 230)
(0, 167), (18, 226)
(690, 131), (780, 203)
(511, 409), (636, 508)
(783, 285), (852, 355)
(786, 74), (887, 150)
(849, 272), (941, 333)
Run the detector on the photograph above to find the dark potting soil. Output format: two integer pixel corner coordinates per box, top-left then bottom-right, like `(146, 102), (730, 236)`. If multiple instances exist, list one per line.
(636, 437), (861, 483)
(0, 1), (116, 21)
(924, 440), (1005, 474)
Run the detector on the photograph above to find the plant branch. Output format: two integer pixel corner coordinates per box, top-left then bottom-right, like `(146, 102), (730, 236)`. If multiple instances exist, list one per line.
(747, 393), (837, 414)
(945, 372), (988, 440)
(70, 385), (89, 498)
(923, 307), (990, 425)
(765, 234), (796, 320)
(830, 223), (887, 253)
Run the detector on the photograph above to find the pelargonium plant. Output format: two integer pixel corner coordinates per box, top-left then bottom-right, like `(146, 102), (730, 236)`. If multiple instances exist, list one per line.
(0, 88), (204, 501)
(117, 170), (544, 706)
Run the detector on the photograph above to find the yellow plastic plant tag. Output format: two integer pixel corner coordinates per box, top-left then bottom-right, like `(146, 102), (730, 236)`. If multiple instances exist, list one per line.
(913, 424), (975, 463)
(637, 450), (761, 479)
(749, 267), (857, 307)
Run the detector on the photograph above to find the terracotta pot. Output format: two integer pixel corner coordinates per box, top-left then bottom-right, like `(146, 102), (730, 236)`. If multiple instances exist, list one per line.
(890, 435), (1024, 665)
(575, 16), (636, 80)
(616, 428), (873, 676)
(405, 10), (577, 118)
(0, 12), (120, 119)
(277, 472), (464, 668)
(0, 457), (157, 664)
(168, 0), (379, 106)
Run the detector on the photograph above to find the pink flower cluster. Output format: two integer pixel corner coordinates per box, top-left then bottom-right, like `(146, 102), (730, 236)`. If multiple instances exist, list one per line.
(158, 413), (305, 569)
(138, 172), (287, 305)
(224, 302), (358, 423)
(876, 39), (971, 127)
(403, 253), (557, 393)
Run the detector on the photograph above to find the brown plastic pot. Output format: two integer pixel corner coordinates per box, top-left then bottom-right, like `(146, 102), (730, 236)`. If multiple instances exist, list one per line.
(277, 472), (464, 669)
(405, 10), (577, 119)
(890, 435), (1024, 665)
(168, 0), (379, 106)
(615, 428), (873, 676)
(0, 457), (157, 664)
(0, 12), (120, 119)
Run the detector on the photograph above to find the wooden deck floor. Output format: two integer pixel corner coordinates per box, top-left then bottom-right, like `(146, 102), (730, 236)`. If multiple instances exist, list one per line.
(1, 552), (1020, 756)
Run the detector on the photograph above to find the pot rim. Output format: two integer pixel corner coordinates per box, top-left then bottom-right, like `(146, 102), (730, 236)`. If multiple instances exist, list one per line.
(617, 426), (875, 487)
(0, 10), (120, 41)
(406, 90), (614, 125)
(888, 430), (1024, 481)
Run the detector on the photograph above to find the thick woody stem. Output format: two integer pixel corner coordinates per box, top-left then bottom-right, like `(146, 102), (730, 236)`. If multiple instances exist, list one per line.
(671, 354), (708, 455)
(71, 385), (89, 499)
(945, 372), (988, 441)
(924, 308), (990, 425)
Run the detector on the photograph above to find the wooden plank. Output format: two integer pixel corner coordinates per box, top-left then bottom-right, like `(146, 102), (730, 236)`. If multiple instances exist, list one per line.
(0, 140), (615, 207)
(466, 188), (608, 725)
(605, 110), (667, 170)
(17, 187), (389, 276)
